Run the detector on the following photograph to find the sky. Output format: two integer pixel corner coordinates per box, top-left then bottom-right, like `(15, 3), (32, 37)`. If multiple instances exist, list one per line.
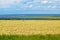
(0, 0), (60, 14)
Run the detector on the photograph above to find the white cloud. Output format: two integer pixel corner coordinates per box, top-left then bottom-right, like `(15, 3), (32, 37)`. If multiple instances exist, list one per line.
(47, 5), (57, 9)
(33, 0), (40, 3)
(0, 0), (59, 9)
(28, 5), (33, 8)
(51, 6), (56, 9)
(41, 0), (48, 4)
(47, 5), (51, 8)
(0, 0), (21, 8)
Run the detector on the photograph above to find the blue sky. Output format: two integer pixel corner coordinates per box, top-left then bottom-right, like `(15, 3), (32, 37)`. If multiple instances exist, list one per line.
(0, 0), (60, 14)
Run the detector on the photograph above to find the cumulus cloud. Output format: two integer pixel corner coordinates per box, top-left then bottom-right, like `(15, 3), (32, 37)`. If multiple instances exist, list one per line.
(47, 5), (57, 9)
(41, 0), (48, 4)
(28, 5), (33, 8)
(0, 0), (21, 8)
(33, 0), (40, 3)
(51, 6), (57, 9)
(0, 0), (59, 9)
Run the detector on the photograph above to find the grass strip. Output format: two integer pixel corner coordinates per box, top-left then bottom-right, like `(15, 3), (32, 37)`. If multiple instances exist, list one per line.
(0, 34), (60, 40)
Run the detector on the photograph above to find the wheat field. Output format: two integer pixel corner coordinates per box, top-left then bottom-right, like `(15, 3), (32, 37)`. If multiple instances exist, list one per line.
(0, 20), (60, 35)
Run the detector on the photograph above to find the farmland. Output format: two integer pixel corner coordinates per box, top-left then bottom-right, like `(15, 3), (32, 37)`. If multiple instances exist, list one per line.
(0, 20), (60, 35)
(0, 20), (60, 40)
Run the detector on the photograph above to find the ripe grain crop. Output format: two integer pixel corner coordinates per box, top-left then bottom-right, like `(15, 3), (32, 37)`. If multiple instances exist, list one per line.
(0, 20), (60, 35)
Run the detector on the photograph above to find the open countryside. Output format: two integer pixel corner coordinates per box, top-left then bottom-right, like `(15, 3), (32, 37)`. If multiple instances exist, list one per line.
(0, 20), (60, 35)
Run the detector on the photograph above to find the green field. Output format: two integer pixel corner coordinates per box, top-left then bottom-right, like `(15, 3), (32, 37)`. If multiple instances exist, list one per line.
(0, 16), (60, 20)
(0, 34), (60, 40)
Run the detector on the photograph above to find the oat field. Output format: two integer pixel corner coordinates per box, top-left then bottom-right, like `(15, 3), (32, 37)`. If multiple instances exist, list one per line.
(0, 20), (60, 35)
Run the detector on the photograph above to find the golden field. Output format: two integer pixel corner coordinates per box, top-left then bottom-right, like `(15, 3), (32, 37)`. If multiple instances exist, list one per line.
(0, 20), (60, 35)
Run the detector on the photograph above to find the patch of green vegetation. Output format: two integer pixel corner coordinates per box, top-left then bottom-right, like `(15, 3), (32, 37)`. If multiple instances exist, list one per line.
(0, 16), (60, 20)
(0, 34), (60, 40)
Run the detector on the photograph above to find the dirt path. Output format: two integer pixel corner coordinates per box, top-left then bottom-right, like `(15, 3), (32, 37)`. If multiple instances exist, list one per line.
(0, 20), (60, 35)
